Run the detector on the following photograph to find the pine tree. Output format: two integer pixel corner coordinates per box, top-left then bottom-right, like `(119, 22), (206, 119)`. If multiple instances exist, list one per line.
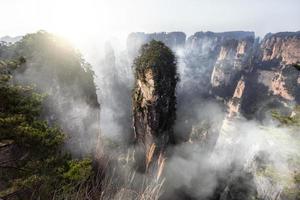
(0, 58), (92, 199)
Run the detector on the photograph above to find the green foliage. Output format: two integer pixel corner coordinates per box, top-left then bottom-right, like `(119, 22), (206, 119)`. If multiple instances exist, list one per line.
(63, 158), (92, 182)
(269, 106), (300, 199)
(0, 59), (93, 199)
(9, 30), (99, 108)
(0, 31), (101, 159)
(272, 106), (300, 126)
(133, 40), (178, 84)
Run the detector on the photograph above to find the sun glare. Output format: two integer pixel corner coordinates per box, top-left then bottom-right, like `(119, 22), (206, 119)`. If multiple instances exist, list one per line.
(48, 0), (107, 47)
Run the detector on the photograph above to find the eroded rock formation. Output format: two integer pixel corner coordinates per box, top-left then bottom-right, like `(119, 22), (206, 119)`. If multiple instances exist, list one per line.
(227, 76), (246, 118)
(210, 36), (255, 98)
(127, 31), (300, 138)
(185, 31), (255, 97)
(233, 32), (300, 118)
(127, 30), (300, 200)
(132, 40), (178, 172)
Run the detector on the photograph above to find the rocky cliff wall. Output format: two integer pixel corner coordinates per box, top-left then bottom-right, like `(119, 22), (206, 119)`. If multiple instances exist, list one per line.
(181, 31), (255, 98)
(176, 31), (255, 142)
(233, 32), (300, 119)
(127, 30), (300, 200)
(210, 36), (255, 98)
(127, 30), (300, 133)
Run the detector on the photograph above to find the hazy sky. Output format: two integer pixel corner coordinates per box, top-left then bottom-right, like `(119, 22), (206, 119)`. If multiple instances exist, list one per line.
(1, 0), (300, 47)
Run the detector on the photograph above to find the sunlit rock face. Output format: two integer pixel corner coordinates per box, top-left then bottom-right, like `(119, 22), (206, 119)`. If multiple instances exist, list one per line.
(210, 36), (255, 98)
(184, 31), (255, 98)
(261, 32), (300, 65)
(258, 32), (300, 99)
(215, 34), (300, 199)
(214, 32), (300, 200)
(233, 32), (300, 119)
(227, 77), (246, 118)
(127, 31), (255, 99)
(127, 32), (186, 58)
(132, 41), (178, 172)
(127, 31), (300, 130)
(126, 31), (300, 200)
(175, 32), (254, 143)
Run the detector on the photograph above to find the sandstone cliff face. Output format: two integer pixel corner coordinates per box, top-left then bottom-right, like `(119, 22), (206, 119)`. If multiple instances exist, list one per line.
(127, 31), (300, 130)
(261, 32), (300, 65)
(132, 41), (178, 172)
(126, 31), (300, 200)
(174, 32), (255, 142)
(133, 68), (170, 146)
(133, 64), (177, 149)
(227, 77), (246, 118)
(260, 32), (300, 100)
(127, 31), (255, 99)
(210, 36), (254, 98)
(182, 31), (255, 97)
(215, 32), (300, 198)
(233, 32), (300, 118)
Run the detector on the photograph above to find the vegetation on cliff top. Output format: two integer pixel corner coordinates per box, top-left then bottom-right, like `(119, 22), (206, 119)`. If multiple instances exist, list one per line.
(133, 40), (178, 85)
(272, 106), (300, 127)
(132, 40), (178, 140)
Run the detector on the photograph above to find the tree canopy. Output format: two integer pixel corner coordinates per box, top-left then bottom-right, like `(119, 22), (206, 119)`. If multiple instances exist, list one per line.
(133, 40), (178, 85)
(0, 35), (94, 200)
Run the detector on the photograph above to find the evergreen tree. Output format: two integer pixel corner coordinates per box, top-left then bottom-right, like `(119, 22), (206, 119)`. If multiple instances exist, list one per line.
(0, 58), (92, 199)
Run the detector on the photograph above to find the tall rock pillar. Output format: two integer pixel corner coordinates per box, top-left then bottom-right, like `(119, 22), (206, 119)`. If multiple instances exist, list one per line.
(132, 40), (178, 172)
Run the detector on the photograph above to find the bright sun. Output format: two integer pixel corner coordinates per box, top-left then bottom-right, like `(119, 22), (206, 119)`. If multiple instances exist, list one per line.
(48, 0), (109, 47)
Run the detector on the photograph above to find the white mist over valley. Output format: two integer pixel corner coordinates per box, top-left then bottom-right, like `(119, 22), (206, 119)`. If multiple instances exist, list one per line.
(1, 1), (300, 200)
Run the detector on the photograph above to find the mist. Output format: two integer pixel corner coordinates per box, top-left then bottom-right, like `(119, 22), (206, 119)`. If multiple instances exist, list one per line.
(82, 31), (299, 199)
(1, 0), (300, 199)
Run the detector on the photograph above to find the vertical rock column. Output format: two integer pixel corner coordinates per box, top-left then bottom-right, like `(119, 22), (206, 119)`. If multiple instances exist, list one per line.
(132, 40), (178, 173)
